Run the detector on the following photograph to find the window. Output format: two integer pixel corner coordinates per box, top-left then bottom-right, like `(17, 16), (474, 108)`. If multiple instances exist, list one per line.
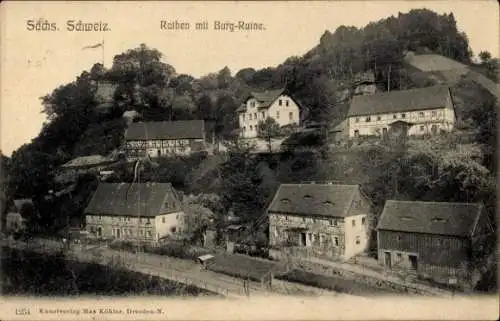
(362, 217), (366, 225)
(171, 227), (176, 233)
(377, 116), (381, 121)
(276, 111), (280, 119)
(147, 231), (152, 237)
(397, 253), (402, 258)
(334, 236), (339, 246)
(286, 100), (289, 107)
(356, 236), (360, 245)
(262, 112), (265, 118)
(254, 113), (257, 119)
(289, 112), (293, 120)
(146, 218), (151, 225)
(355, 117), (360, 123)
(329, 219), (334, 226)
(140, 230), (144, 236)
(419, 112), (424, 117)
(250, 125), (253, 130)
(302, 217), (306, 222)
(279, 99), (282, 106)
(432, 111), (437, 117)
(251, 101), (255, 107)
(354, 130), (359, 138)
(401, 113), (406, 118)
(420, 125), (425, 131)
(334, 220), (338, 226)
(396, 235), (402, 241)
(285, 216), (289, 221)
(162, 217), (166, 223)
(249, 114), (252, 120)
(243, 126), (246, 132)
(242, 114), (245, 121)
(176, 214), (179, 219)
(365, 116), (371, 122)
(352, 219), (356, 227)
(435, 239), (442, 246)
(393, 114), (397, 119)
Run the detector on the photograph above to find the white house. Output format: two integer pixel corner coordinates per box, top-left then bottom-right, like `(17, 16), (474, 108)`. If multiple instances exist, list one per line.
(346, 86), (456, 139)
(236, 89), (301, 138)
(84, 182), (186, 242)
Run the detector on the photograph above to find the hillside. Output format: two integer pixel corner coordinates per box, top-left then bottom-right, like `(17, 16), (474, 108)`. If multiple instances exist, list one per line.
(3, 8), (497, 243)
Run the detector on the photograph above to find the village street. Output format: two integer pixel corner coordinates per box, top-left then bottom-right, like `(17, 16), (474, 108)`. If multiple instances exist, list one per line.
(2, 237), (348, 299)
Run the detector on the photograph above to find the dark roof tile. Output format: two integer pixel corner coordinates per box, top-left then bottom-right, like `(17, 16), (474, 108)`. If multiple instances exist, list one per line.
(84, 182), (181, 217)
(125, 120), (205, 140)
(267, 184), (360, 217)
(347, 86), (451, 117)
(377, 200), (483, 237)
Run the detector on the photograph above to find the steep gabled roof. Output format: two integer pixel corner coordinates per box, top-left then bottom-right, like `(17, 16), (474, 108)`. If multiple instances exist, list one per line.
(241, 88), (287, 110)
(125, 120), (205, 140)
(347, 86), (451, 117)
(377, 200), (484, 238)
(267, 184), (361, 217)
(84, 182), (181, 217)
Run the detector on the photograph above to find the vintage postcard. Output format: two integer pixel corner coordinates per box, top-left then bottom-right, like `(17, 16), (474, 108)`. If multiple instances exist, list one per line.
(0, 0), (498, 320)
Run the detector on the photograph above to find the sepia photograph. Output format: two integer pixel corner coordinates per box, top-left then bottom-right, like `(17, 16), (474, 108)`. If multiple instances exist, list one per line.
(0, 1), (498, 320)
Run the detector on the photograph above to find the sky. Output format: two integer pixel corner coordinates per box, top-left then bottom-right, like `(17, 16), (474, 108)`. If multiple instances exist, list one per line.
(1, 0), (498, 156)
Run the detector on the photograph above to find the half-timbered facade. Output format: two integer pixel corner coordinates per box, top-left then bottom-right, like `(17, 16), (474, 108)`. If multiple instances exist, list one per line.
(268, 183), (370, 261)
(124, 120), (206, 158)
(377, 200), (493, 287)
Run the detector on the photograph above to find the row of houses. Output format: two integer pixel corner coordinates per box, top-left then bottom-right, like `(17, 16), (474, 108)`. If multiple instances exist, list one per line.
(69, 180), (492, 289)
(236, 84), (457, 143)
(266, 183), (492, 288)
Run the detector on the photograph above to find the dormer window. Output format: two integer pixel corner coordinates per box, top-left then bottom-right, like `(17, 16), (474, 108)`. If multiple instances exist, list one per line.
(303, 195), (313, 200)
(365, 117), (371, 122)
(280, 198), (291, 205)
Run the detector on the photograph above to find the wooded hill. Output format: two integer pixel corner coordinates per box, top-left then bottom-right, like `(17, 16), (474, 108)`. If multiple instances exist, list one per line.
(1, 9), (497, 243)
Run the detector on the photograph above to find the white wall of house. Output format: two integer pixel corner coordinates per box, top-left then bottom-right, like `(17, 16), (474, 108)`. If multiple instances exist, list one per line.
(347, 106), (455, 138)
(343, 214), (369, 259)
(154, 211), (185, 240)
(85, 211), (185, 242)
(239, 95), (300, 138)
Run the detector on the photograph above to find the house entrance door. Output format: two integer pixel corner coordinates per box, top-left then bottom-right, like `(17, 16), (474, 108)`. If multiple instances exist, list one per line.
(384, 252), (392, 269)
(382, 128), (388, 139)
(300, 233), (307, 246)
(409, 255), (418, 270)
